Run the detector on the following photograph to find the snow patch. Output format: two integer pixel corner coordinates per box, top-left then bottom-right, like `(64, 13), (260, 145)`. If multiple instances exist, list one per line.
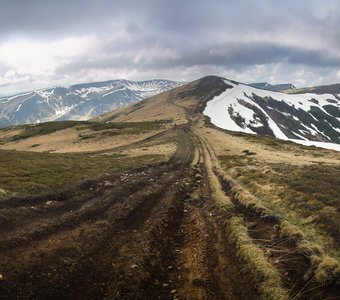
(203, 80), (340, 152)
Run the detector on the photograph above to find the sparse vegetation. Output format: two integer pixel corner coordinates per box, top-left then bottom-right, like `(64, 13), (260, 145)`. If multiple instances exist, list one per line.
(0, 149), (165, 197)
(7, 121), (85, 141)
(0, 120), (172, 144)
(216, 142), (340, 287)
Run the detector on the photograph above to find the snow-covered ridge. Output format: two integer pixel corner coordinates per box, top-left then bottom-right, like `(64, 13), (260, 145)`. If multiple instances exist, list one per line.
(204, 80), (340, 151)
(0, 79), (183, 127)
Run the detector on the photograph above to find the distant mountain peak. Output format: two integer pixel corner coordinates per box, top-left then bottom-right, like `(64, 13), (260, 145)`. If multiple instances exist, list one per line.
(0, 79), (183, 127)
(249, 82), (296, 92)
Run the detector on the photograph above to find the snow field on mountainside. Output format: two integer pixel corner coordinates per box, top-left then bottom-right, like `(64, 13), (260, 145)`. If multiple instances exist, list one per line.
(204, 80), (340, 151)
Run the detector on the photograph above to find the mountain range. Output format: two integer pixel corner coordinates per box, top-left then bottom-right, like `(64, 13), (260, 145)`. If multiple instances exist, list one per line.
(1, 75), (339, 150)
(0, 79), (183, 127)
(94, 76), (339, 150)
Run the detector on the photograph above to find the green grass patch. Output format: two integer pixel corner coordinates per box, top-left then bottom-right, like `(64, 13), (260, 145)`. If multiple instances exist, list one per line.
(0, 149), (164, 197)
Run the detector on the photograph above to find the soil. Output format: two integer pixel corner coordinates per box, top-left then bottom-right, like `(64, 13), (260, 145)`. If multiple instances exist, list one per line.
(0, 125), (255, 300)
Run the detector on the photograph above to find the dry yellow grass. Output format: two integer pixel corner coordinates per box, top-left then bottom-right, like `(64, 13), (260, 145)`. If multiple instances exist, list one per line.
(119, 142), (176, 159)
(200, 139), (233, 209)
(96, 91), (187, 124)
(194, 118), (340, 166)
(225, 216), (288, 300)
(0, 127), (167, 153)
(95, 80), (204, 125)
(0, 128), (24, 140)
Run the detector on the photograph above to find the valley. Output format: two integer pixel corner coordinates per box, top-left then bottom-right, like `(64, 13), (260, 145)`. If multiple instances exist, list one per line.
(0, 76), (339, 299)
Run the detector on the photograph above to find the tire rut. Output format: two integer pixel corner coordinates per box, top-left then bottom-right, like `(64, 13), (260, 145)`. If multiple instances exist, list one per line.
(153, 161), (260, 300)
(0, 166), (168, 252)
(0, 166), (192, 299)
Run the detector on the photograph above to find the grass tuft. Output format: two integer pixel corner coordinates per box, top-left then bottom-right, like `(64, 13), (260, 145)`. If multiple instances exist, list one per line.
(279, 221), (305, 243)
(314, 256), (340, 284)
(225, 216), (288, 300)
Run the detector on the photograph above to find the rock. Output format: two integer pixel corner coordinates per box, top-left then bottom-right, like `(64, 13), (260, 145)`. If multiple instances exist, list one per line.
(170, 289), (177, 294)
(45, 201), (53, 205)
(0, 274), (3, 280)
(195, 173), (203, 180)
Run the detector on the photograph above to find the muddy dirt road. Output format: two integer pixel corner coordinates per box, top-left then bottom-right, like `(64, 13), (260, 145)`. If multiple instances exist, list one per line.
(0, 125), (257, 300)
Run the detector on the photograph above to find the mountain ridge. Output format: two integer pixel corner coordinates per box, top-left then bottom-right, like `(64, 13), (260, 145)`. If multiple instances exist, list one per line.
(92, 75), (340, 150)
(249, 82), (296, 92)
(0, 79), (183, 127)
(203, 77), (340, 148)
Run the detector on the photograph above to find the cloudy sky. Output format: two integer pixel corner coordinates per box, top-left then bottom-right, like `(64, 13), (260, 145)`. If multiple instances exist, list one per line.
(0, 0), (340, 95)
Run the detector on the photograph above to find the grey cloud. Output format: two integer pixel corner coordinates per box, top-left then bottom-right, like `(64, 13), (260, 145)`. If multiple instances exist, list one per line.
(1, 0), (339, 40)
(56, 40), (340, 77)
(0, 0), (340, 94)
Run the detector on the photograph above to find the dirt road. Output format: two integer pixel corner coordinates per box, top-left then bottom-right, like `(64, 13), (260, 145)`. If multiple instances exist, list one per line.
(0, 124), (257, 300)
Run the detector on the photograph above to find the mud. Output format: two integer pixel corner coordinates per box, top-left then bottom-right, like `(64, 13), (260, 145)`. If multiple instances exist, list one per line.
(0, 126), (249, 300)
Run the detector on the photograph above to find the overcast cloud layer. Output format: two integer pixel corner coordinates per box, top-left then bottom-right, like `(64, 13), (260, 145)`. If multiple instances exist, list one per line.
(0, 0), (340, 95)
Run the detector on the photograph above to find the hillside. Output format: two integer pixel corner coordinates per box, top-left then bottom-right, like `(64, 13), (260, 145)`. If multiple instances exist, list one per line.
(0, 75), (339, 299)
(203, 79), (340, 149)
(0, 79), (183, 127)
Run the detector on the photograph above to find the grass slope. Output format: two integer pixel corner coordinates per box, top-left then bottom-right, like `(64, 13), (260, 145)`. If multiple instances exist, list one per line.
(0, 149), (164, 197)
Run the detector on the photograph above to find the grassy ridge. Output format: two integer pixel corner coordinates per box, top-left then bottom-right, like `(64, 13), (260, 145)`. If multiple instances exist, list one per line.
(6, 121), (85, 142)
(0, 120), (173, 143)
